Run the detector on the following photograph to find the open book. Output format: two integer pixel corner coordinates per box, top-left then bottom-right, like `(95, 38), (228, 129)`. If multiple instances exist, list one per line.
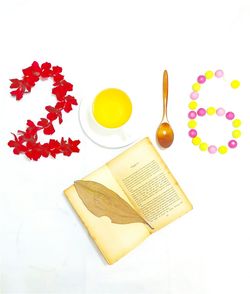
(64, 137), (192, 264)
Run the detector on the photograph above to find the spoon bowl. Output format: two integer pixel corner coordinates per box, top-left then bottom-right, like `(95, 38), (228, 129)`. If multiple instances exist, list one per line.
(156, 70), (174, 148)
(156, 122), (174, 148)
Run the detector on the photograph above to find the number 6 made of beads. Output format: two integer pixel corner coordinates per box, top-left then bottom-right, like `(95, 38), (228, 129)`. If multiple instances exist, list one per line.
(188, 70), (242, 154)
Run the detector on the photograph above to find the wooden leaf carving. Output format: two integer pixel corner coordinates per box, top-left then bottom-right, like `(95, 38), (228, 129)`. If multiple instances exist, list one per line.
(74, 180), (152, 228)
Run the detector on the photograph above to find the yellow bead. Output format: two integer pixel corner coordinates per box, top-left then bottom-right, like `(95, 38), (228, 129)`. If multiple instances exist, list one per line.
(188, 101), (198, 110)
(199, 142), (208, 151)
(231, 80), (240, 89)
(192, 83), (201, 92)
(218, 146), (228, 154)
(207, 107), (216, 115)
(232, 119), (241, 128)
(232, 130), (241, 138)
(192, 137), (201, 146)
(188, 120), (197, 128)
(205, 70), (214, 79)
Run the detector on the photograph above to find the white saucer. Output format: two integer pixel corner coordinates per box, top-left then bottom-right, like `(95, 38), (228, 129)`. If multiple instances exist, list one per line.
(79, 98), (139, 148)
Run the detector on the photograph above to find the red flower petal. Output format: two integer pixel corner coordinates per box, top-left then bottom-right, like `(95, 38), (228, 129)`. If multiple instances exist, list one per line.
(54, 80), (73, 91)
(47, 112), (57, 121)
(64, 102), (72, 113)
(10, 79), (23, 89)
(55, 102), (65, 109)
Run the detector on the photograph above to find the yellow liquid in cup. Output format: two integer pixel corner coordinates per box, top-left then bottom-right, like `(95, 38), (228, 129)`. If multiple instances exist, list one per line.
(92, 88), (132, 128)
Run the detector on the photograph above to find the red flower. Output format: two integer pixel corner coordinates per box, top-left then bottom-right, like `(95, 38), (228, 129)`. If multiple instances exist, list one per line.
(52, 85), (68, 100)
(37, 118), (55, 135)
(52, 66), (62, 75)
(41, 62), (52, 78)
(22, 61), (41, 78)
(60, 137), (80, 156)
(68, 138), (81, 153)
(26, 120), (41, 135)
(53, 74), (64, 83)
(22, 75), (38, 90)
(8, 134), (27, 154)
(48, 139), (62, 158)
(45, 106), (63, 123)
(64, 95), (78, 113)
(25, 142), (43, 161)
(10, 79), (26, 100)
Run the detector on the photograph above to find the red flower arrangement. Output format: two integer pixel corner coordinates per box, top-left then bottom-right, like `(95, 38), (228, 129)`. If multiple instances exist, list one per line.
(8, 61), (80, 161)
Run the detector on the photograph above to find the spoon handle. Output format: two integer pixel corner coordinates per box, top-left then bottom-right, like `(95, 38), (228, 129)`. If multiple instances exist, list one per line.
(162, 70), (169, 121)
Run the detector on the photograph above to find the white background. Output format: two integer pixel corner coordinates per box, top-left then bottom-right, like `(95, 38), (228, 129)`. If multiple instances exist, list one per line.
(1, 0), (250, 293)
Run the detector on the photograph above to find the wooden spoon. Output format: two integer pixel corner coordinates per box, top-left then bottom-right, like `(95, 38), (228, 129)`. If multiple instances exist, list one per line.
(156, 70), (174, 148)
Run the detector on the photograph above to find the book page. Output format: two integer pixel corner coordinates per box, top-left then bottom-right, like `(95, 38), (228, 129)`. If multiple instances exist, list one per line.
(107, 137), (193, 231)
(64, 165), (150, 264)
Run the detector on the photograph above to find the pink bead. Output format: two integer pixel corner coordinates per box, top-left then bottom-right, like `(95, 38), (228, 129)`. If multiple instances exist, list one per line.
(197, 75), (206, 84)
(197, 108), (206, 116)
(228, 140), (237, 148)
(226, 111), (235, 120)
(216, 107), (225, 116)
(188, 111), (197, 119)
(215, 70), (224, 78)
(188, 129), (197, 138)
(190, 92), (199, 100)
(208, 145), (217, 154)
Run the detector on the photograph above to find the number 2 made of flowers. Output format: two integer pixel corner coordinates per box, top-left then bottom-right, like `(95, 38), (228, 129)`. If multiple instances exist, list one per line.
(8, 61), (80, 161)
